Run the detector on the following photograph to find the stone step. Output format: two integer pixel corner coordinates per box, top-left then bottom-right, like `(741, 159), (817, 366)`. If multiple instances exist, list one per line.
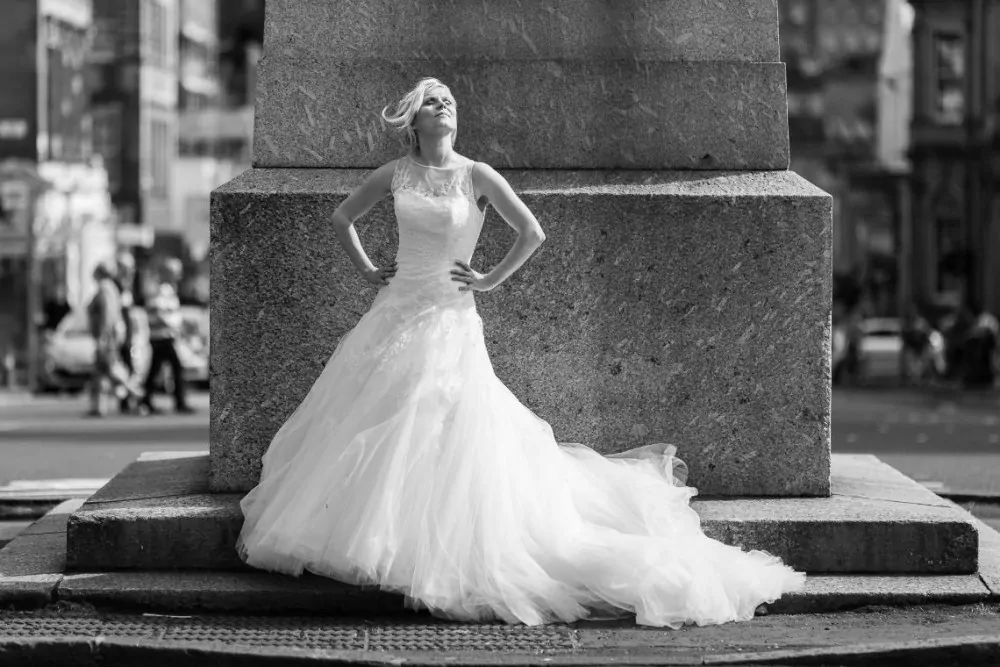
(65, 453), (980, 575)
(263, 0), (780, 63)
(7, 486), (997, 616)
(51, 570), (996, 618)
(253, 59), (788, 170)
(210, 169), (831, 497)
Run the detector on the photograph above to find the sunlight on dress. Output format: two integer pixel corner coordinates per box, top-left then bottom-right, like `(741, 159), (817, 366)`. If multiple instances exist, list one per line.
(236, 155), (806, 628)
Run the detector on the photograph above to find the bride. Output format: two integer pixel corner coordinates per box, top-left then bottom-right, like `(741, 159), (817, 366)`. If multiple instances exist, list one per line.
(236, 77), (806, 628)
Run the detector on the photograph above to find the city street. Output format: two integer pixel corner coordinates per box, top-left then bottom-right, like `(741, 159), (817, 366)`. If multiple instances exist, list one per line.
(833, 388), (1000, 495)
(0, 391), (208, 482)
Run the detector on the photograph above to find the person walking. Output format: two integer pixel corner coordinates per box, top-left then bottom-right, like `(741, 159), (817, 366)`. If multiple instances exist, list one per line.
(114, 251), (139, 414)
(86, 261), (139, 417)
(139, 258), (193, 414)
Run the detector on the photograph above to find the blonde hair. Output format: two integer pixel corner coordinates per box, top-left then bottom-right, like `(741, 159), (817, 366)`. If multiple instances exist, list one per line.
(381, 77), (457, 149)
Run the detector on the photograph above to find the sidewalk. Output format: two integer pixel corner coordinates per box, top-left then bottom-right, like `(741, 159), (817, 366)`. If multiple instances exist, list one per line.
(1, 602), (999, 667)
(834, 382), (1000, 413)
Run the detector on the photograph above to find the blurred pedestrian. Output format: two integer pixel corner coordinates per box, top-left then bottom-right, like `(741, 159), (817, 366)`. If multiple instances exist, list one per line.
(140, 258), (193, 414)
(114, 251), (139, 414)
(86, 261), (140, 417)
(842, 307), (864, 384)
(963, 305), (999, 389)
(901, 304), (938, 385)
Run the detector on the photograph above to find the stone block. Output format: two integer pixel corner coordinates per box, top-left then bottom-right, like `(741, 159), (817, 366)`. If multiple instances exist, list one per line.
(699, 456), (980, 574)
(58, 571), (403, 616)
(263, 0), (780, 63)
(53, 569), (991, 618)
(0, 499), (81, 609)
(67, 454), (980, 575)
(943, 498), (1000, 601)
(210, 168), (831, 496)
(253, 59), (789, 170)
(66, 454), (245, 572)
(767, 574), (991, 615)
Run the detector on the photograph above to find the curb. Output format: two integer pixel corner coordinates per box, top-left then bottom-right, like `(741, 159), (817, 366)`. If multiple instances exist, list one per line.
(1, 633), (999, 667)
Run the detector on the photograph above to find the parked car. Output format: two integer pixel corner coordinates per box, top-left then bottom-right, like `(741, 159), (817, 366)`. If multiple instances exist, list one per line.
(37, 308), (152, 394)
(857, 317), (903, 380)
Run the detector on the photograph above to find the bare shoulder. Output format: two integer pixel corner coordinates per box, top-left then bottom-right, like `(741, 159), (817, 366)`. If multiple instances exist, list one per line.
(362, 158), (403, 196)
(469, 160), (509, 196)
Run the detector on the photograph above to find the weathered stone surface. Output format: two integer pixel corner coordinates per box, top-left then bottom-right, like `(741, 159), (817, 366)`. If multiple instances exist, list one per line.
(766, 574), (991, 615)
(253, 59), (789, 170)
(699, 456), (980, 574)
(0, 534), (65, 608)
(263, 0), (780, 63)
(0, 500), (82, 608)
(69, 454), (981, 574)
(66, 454), (244, 572)
(210, 168), (831, 496)
(59, 571), (405, 615)
(943, 498), (1000, 601)
(54, 569), (992, 618)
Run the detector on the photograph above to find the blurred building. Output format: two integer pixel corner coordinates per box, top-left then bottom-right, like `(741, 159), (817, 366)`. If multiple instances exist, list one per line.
(218, 0), (263, 109)
(780, 0), (911, 320)
(88, 0), (180, 297)
(908, 0), (1000, 319)
(0, 0), (116, 387)
(160, 0), (259, 304)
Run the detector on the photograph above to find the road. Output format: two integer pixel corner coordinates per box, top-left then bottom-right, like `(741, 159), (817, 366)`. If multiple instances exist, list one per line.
(0, 391), (209, 481)
(833, 388), (1000, 495)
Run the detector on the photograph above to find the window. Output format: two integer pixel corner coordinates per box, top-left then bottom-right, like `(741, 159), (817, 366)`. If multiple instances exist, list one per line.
(933, 33), (965, 125)
(144, 0), (170, 68)
(935, 216), (966, 293)
(149, 118), (171, 199)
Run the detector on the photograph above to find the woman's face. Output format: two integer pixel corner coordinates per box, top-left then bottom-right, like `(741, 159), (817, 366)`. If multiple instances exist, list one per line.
(413, 86), (457, 139)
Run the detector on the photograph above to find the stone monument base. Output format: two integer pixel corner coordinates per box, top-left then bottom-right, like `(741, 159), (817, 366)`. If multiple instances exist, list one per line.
(210, 168), (833, 498)
(1, 451), (997, 615)
(62, 452), (980, 575)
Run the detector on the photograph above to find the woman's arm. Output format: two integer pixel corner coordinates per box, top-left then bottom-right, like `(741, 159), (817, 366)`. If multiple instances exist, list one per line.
(331, 161), (398, 279)
(465, 162), (546, 290)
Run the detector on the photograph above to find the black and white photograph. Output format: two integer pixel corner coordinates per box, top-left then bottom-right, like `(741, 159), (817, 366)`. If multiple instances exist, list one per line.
(0, 0), (998, 665)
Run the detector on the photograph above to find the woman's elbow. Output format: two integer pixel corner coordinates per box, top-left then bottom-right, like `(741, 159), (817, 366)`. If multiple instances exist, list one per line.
(331, 209), (352, 232)
(526, 225), (546, 245)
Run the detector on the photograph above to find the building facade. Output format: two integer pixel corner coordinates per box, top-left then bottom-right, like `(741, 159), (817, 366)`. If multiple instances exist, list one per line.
(780, 0), (903, 317)
(0, 0), (116, 387)
(908, 0), (1000, 318)
(89, 0), (178, 239)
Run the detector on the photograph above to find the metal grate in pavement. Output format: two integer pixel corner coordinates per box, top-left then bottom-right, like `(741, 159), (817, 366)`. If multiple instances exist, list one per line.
(0, 613), (578, 653)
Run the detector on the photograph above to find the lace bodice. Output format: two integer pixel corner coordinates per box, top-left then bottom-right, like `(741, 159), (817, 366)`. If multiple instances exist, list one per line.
(386, 155), (486, 306)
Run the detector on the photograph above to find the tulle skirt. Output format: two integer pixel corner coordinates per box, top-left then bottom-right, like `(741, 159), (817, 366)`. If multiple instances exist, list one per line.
(237, 286), (805, 628)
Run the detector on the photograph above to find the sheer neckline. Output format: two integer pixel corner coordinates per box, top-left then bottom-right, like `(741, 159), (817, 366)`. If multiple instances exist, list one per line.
(407, 154), (468, 170)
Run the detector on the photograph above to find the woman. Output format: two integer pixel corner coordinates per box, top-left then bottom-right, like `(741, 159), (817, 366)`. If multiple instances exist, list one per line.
(237, 77), (805, 628)
(86, 261), (141, 416)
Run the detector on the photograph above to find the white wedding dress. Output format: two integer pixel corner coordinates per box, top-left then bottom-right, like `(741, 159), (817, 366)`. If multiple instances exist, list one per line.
(236, 154), (805, 628)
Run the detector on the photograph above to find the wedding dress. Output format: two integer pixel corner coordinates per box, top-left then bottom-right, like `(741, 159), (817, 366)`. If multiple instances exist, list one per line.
(236, 154), (806, 628)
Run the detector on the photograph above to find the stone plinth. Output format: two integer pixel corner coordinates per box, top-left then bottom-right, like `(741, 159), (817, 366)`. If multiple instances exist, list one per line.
(209, 168), (831, 496)
(263, 0), (781, 63)
(253, 60), (789, 171)
(66, 453), (979, 574)
(252, 0), (789, 170)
